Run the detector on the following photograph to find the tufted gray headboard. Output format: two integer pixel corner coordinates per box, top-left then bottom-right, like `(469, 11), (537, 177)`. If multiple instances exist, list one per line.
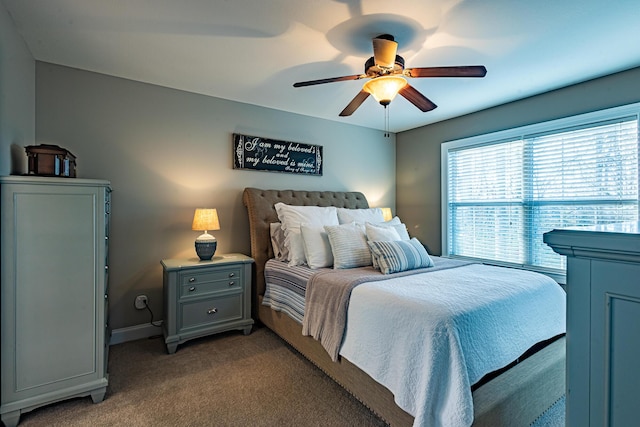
(242, 187), (369, 301)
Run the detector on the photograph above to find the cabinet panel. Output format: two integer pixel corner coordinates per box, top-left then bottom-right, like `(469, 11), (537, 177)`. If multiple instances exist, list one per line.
(564, 258), (591, 427)
(591, 260), (640, 427)
(15, 192), (98, 390)
(607, 295), (640, 425)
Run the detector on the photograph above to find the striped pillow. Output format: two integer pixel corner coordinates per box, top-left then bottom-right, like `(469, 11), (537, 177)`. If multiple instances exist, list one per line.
(367, 238), (434, 274)
(324, 222), (372, 269)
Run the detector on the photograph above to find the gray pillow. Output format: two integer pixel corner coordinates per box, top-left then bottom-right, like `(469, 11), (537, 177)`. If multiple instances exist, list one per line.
(324, 222), (372, 269)
(368, 238), (434, 274)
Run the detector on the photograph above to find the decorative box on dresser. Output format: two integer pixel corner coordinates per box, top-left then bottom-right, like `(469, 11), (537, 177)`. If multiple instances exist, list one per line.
(544, 222), (640, 427)
(161, 254), (254, 354)
(0, 176), (111, 427)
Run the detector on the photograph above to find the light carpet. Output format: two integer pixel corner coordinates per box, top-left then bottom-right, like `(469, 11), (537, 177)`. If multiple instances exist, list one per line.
(18, 326), (386, 426)
(16, 326), (564, 426)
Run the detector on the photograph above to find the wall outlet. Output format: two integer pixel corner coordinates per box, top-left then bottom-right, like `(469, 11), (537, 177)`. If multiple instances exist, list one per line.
(134, 295), (148, 310)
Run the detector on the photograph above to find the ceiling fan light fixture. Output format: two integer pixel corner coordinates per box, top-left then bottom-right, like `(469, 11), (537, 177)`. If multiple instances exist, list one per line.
(363, 75), (407, 106)
(372, 35), (398, 69)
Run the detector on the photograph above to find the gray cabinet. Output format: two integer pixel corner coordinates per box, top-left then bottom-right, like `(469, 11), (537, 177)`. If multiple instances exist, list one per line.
(162, 254), (254, 354)
(0, 176), (111, 427)
(544, 222), (640, 427)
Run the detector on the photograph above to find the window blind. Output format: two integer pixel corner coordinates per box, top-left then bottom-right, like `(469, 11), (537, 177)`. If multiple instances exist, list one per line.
(444, 112), (639, 275)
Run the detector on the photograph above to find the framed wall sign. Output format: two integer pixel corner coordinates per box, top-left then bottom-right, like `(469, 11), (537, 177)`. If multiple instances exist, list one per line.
(233, 133), (323, 176)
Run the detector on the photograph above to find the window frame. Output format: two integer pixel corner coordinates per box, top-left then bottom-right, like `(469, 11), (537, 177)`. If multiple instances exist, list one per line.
(441, 102), (640, 283)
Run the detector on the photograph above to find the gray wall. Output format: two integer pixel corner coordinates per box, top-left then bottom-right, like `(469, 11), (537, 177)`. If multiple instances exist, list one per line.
(396, 66), (640, 256)
(35, 62), (396, 330)
(0, 0), (35, 175)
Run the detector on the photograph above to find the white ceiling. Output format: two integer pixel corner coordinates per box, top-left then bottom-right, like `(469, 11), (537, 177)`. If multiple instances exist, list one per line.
(5, 0), (640, 133)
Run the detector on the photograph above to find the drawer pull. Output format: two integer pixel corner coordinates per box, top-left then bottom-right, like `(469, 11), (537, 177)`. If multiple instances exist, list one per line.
(228, 272), (235, 278)
(189, 277), (196, 283)
(207, 308), (218, 315)
(228, 281), (235, 286)
(189, 286), (196, 292)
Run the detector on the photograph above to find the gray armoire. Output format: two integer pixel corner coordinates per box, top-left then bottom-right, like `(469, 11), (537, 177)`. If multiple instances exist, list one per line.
(0, 176), (111, 427)
(545, 223), (640, 427)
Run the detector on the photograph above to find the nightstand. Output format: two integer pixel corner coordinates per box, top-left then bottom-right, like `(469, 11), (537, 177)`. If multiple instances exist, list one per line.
(161, 253), (254, 354)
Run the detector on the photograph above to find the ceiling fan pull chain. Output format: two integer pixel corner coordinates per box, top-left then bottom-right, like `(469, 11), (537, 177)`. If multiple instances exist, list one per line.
(384, 105), (390, 138)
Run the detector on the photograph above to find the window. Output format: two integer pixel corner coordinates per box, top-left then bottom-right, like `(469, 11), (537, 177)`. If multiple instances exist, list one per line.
(442, 104), (639, 279)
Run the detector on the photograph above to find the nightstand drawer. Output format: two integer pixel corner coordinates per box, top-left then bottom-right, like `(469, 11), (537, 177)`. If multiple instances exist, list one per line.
(180, 277), (242, 298)
(180, 294), (243, 329)
(180, 268), (240, 286)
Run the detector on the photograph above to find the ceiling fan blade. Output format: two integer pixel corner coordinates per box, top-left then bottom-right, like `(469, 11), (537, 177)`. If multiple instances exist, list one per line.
(406, 66), (487, 78)
(339, 90), (370, 116)
(372, 34), (398, 69)
(293, 74), (364, 88)
(398, 84), (437, 112)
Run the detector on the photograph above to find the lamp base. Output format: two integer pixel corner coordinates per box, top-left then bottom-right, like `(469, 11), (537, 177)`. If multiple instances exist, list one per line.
(195, 240), (217, 261)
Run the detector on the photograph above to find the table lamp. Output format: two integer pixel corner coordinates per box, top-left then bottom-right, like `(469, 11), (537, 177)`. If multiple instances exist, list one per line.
(192, 208), (220, 260)
(381, 207), (393, 222)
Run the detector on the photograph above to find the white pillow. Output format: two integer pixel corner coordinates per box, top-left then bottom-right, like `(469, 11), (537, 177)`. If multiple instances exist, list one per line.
(365, 222), (402, 242)
(300, 224), (333, 269)
(364, 223), (401, 270)
(274, 203), (339, 264)
(385, 216), (402, 225)
(336, 207), (384, 225)
(378, 216), (411, 240)
(275, 203), (339, 232)
(324, 222), (372, 269)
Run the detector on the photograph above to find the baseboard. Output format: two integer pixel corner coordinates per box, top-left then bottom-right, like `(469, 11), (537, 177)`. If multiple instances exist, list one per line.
(109, 321), (164, 345)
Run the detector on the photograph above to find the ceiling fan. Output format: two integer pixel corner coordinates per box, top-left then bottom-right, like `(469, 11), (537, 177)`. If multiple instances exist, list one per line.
(293, 34), (487, 117)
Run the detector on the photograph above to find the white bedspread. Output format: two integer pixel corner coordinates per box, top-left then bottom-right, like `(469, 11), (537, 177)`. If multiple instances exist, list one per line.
(338, 263), (566, 427)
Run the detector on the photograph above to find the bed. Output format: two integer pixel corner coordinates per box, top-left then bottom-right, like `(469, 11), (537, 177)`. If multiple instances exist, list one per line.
(242, 187), (566, 427)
